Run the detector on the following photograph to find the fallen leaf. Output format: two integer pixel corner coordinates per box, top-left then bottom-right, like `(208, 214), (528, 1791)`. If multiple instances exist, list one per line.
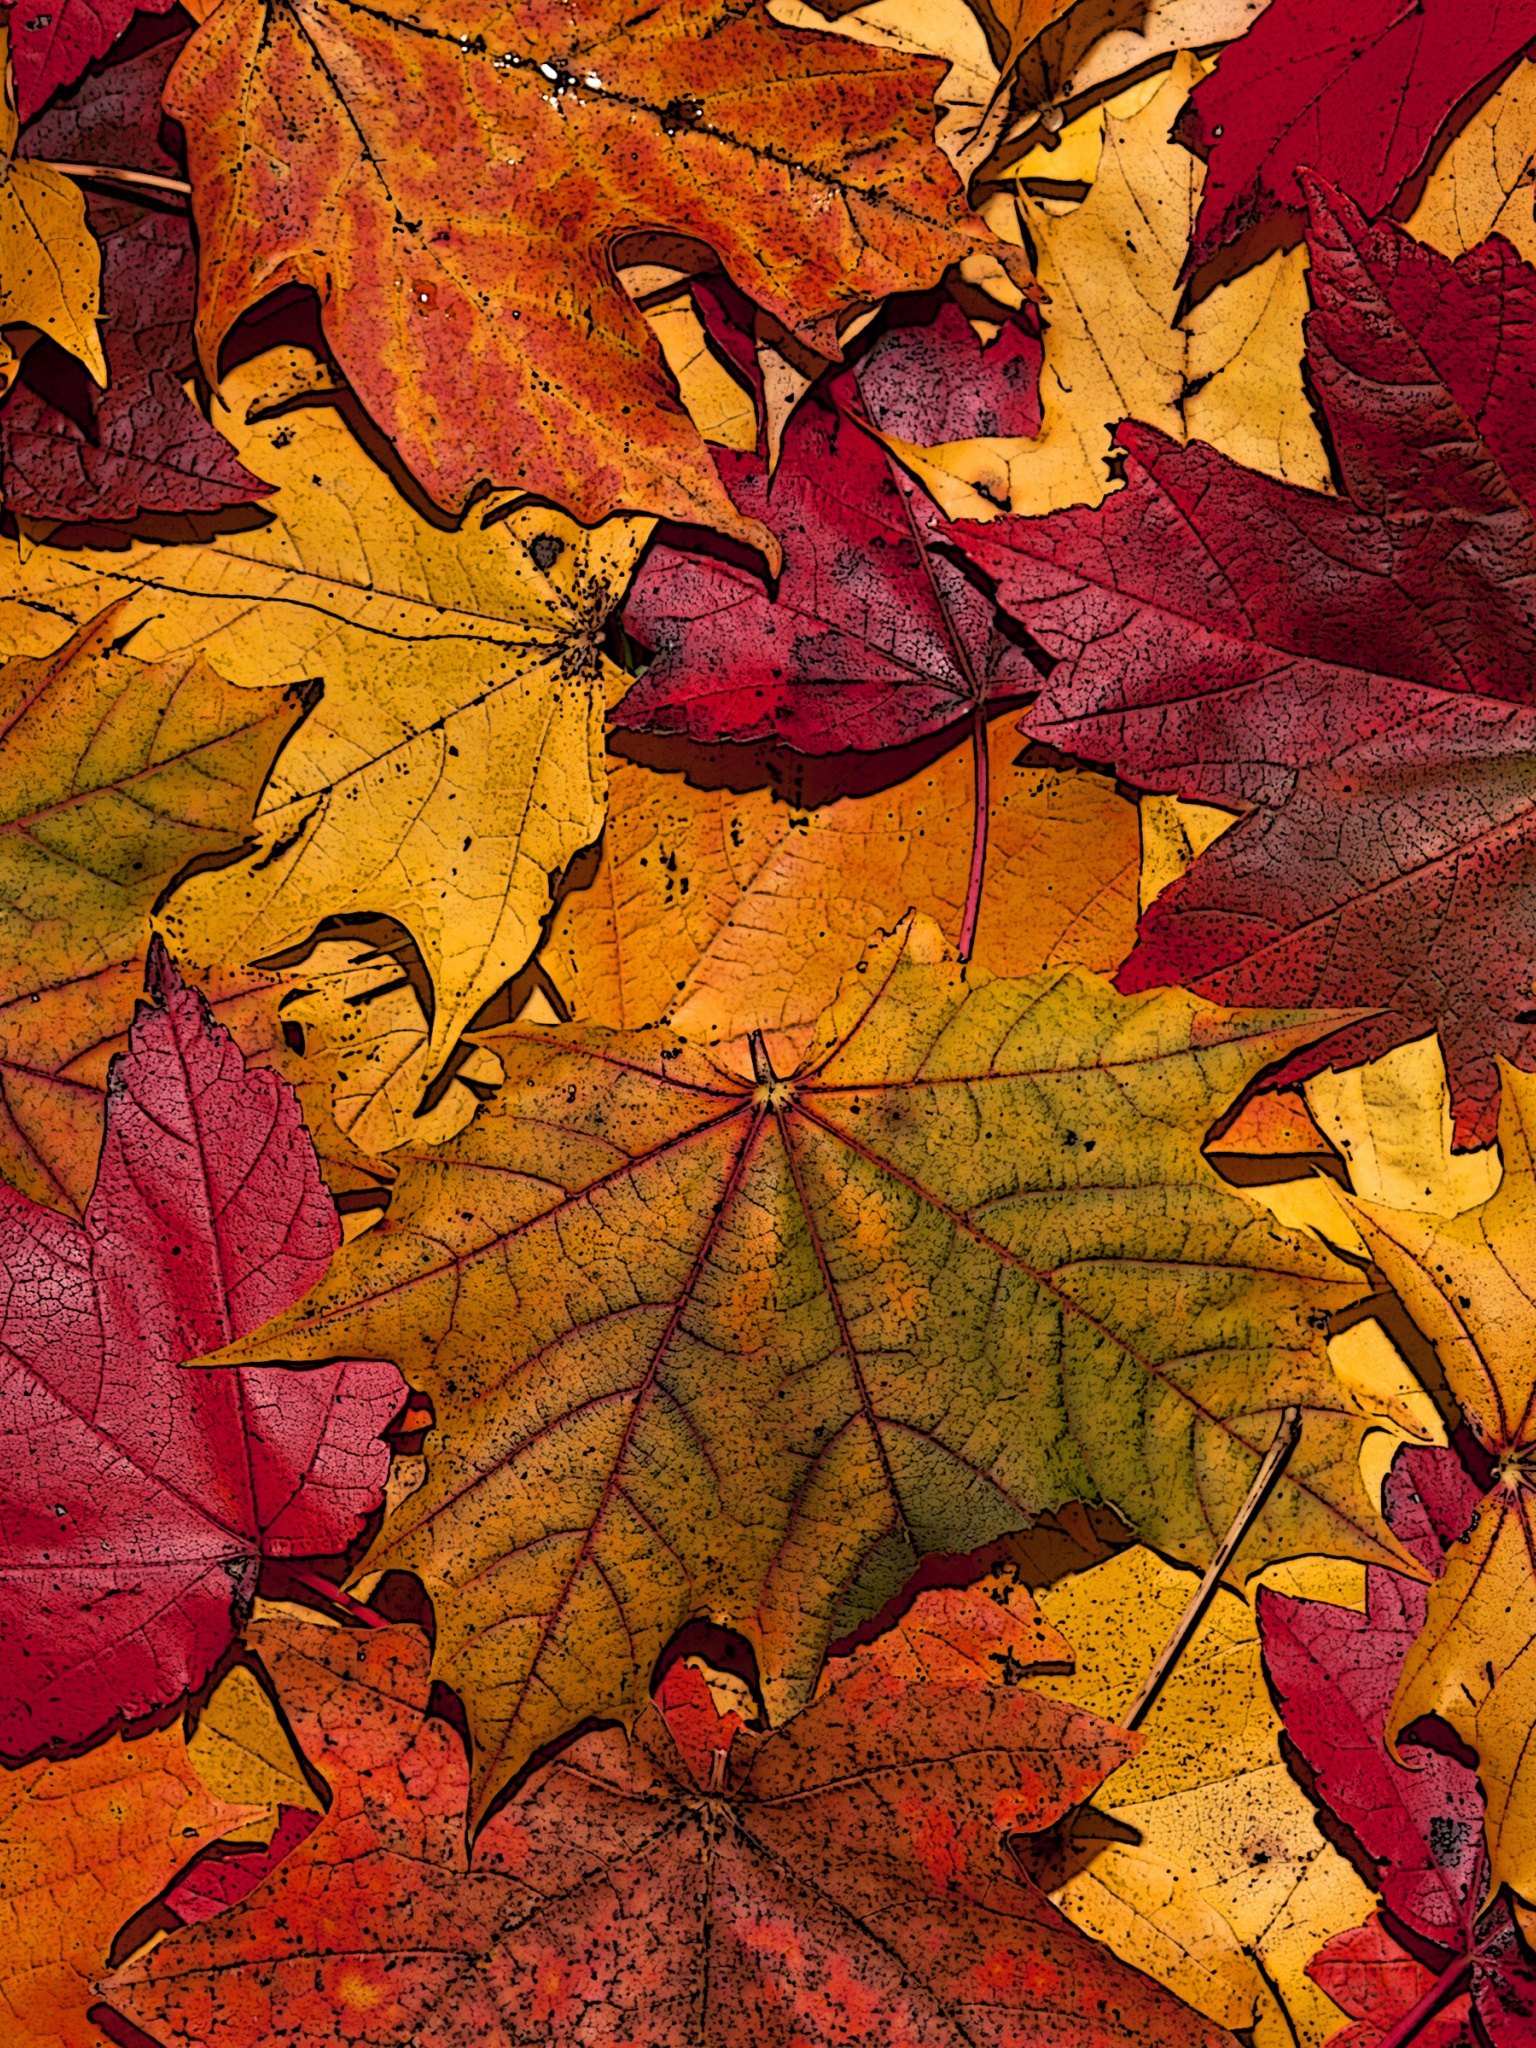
(7, 0), (180, 122)
(0, 22), (106, 387)
(1404, 57), (1536, 265)
(4, 35), (271, 524)
(0, 941), (405, 1757)
(946, 182), (1536, 1144)
(163, 0), (1020, 541)
(0, 348), (653, 1088)
(0, 1726), (255, 2048)
(886, 62), (1328, 519)
(1029, 1545), (1380, 2046)
(549, 722), (1140, 1051)
(0, 608), (308, 1219)
(185, 1663), (325, 1846)
(855, 295), (1044, 444)
(163, 1806), (323, 1926)
(1173, 0), (1536, 279)
(103, 1613), (1238, 2045)
(207, 915), (1397, 1824)
(1306, 1913), (1478, 2048)
(815, 1570), (1077, 1690)
(1263, 1440), (1536, 2043)
(1259, 1539), (1486, 1952)
(616, 389), (1040, 756)
(1338, 1066), (1536, 1903)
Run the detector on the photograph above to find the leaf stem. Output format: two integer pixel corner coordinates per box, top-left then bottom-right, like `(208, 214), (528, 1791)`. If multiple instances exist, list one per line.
(1373, 1951), (1473, 2048)
(1120, 1405), (1303, 1731)
(957, 705), (989, 962)
(282, 1562), (390, 1630)
(31, 159), (193, 195)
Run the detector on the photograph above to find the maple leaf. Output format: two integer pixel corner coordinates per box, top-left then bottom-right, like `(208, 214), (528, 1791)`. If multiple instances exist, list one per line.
(0, 1725), (257, 2048)
(1308, 1901), (1536, 2048)
(1334, 1066), (1536, 1905)
(102, 1612), (1239, 2045)
(942, 181), (1536, 1145)
(0, 347), (653, 1094)
(1026, 1542), (1382, 2042)
(0, 608), (308, 1220)
(1261, 1439), (1536, 2044)
(3, 33), (271, 524)
(883, 61), (1328, 522)
(0, 21), (105, 389)
(616, 387), (1040, 756)
(545, 731), (1140, 1055)
(1259, 1453), (1487, 1954)
(854, 294), (1043, 445)
(6, 0), (180, 123)
(0, 940), (406, 1757)
(1174, 0), (1536, 280)
(205, 915), (1398, 1823)
(162, 0), (1023, 543)
(612, 366), (1057, 957)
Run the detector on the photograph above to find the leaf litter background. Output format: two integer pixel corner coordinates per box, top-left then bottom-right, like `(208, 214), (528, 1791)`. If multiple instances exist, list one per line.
(5, 0), (1536, 2042)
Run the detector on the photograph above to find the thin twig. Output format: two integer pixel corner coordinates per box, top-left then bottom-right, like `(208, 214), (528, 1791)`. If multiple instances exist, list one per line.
(957, 703), (990, 961)
(1119, 1405), (1303, 1731)
(282, 1561), (390, 1630)
(32, 159), (192, 196)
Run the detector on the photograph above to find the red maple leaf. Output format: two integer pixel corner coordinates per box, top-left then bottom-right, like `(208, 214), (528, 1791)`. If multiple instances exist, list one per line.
(0, 942), (405, 1758)
(6, 32), (270, 526)
(1174, 0), (1536, 278)
(940, 180), (1536, 1144)
(101, 1613), (1238, 2045)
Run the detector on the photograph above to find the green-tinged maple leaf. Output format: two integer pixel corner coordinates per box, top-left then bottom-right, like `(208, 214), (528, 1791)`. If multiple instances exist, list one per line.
(0, 608), (307, 1217)
(207, 917), (1402, 1824)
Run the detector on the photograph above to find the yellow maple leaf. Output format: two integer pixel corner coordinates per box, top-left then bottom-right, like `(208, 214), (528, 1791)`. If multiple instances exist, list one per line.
(886, 57), (1328, 517)
(0, 347), (653, 1090)
(1338, 1066), (1536, 1905)
(0, 23), (105, 387)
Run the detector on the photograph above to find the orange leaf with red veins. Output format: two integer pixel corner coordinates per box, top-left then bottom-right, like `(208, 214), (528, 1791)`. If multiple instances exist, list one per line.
(164, 0), (1020, 543)
(101, 1615), (1238, 2046)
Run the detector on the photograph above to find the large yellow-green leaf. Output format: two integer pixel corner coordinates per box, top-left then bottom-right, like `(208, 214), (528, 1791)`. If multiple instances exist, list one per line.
(209, 917), (1400, 1825)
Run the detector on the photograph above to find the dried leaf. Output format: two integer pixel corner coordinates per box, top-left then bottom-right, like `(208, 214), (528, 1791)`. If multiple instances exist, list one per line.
(946, 183), (1536, 1143)
(103, 1614), (1236, 2046)
(164, 0), (1021, 540)
(0, 610), (307, 1219)
(207, 916), (1395, 1823)
(0, 23), (105, 387)
(1030, 1546), (1380, 2045)
(545, 729), (1140, 1050)
(0, 1727), (255, 2048)
(5, 35), (270, 524)
(0, 349), (652, 1088)
(0, 943), (405, 1757)
(887, 63), (1327, 519)
(1338, 1067), (1536, 1902)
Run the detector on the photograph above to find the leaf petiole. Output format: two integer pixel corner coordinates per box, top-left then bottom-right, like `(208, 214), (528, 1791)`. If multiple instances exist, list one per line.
(282, 1562), (390, 1631)
(957, 705), (989, 963)
(1372, 1950), (1473, 2048)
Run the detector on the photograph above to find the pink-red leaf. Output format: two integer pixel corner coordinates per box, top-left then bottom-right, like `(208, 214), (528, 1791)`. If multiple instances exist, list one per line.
(940, 182), (1536, 1142)
(615, 394), (1038, 754)
(6, 35), (270, 524)
(1174, 0), (1536, 276)
(8, 0), (182, 122)
(0, 942), (404, 1757)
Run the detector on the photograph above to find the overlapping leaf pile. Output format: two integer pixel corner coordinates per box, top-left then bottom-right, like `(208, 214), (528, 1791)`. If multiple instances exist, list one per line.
(5, 0), (1536, 2042)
